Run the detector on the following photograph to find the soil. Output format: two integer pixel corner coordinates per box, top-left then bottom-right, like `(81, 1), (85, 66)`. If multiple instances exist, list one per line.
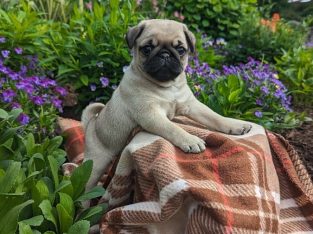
(281, 106), (313, 178)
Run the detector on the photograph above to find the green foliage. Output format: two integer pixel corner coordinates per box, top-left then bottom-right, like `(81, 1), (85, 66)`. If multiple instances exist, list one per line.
(0, 108), (106, 234)
(222, 11), (308, 64)
(187, 58), (303, 130)
(165, 0), (257, 40)
(275, 46), (313, 105)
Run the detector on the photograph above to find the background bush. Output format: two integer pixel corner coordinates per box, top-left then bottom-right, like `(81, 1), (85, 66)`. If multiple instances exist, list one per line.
(221, 11), (307, 64)
(165, 0), (257, 40)
(275, 46), (313, 105)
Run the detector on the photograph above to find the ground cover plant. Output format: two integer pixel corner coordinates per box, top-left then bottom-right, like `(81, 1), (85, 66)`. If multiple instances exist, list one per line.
(186, 56), (303, 130)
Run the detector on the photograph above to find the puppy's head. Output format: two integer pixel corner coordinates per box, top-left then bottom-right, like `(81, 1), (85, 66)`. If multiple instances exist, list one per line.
(126, 19), (195, 82)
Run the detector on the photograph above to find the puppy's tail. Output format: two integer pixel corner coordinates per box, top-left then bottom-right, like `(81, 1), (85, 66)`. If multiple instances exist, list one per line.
(81, 103), (105, 128)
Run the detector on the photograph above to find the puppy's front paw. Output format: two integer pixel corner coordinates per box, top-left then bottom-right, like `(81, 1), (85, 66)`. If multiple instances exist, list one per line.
(178, 134), (206, 153)
(229, 123), (252, 135)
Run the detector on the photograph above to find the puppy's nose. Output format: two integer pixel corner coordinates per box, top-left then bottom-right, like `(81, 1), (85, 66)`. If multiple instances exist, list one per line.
(159, 50), (170, 60)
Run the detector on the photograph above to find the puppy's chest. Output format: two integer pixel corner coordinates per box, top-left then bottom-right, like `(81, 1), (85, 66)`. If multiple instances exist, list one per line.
(160, 86), (188, 119)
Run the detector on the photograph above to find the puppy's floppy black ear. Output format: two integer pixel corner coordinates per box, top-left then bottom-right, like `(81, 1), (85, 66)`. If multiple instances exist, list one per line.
(125, 24), (145, 49)
(183, 25), (196, 54)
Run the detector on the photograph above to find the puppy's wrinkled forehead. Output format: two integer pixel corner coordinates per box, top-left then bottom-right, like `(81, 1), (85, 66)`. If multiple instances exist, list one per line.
(138, 20), (186, 47)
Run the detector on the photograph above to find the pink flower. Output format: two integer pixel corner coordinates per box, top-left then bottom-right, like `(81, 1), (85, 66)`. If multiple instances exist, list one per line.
(85, 1), (92, 10)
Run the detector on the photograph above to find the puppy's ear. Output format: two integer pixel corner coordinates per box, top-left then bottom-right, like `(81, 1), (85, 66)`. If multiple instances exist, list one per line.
(126, 24), (145, 49)
(183, 26), (196, 54)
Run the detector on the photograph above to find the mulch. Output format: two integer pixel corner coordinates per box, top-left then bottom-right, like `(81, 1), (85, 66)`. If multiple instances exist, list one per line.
(281, 106), (313, 178)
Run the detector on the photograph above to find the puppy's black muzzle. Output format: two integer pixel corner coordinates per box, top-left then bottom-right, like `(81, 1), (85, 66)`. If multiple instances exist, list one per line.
(144, 48), (183, 82)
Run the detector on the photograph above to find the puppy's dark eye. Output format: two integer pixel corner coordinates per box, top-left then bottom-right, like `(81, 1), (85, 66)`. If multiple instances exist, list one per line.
(176, 46), (186, 56)
(141, 45), (154, 56)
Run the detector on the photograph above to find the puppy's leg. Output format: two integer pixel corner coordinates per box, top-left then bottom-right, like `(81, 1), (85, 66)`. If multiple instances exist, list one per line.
(135, 107), (206, 153)
(84, 120), (114, 192)
(182, 97), (252, 135)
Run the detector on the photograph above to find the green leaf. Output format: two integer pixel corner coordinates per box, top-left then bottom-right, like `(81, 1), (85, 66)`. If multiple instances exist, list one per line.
(18, 222), (33, 234)
(0, 200), (33, 234)
(56, 203), (73, 233)
(75, 186), (105, 203)
(46, 136), (63, 153)
(0, 127), (21, 145)
(48, 155), (59, 189)
(20, 215), (44, 227)
(0, 109), (9, 119)
(0, 161), (21, 193)
(59, 192), (74, 217)
(70, 160), (93, 200)
(39, 200), (58, 230)
(67, 220), (90, 234)
(55, 180), (71, 194)
(79, 75), (89, 86)
(77, 205), (106, 225)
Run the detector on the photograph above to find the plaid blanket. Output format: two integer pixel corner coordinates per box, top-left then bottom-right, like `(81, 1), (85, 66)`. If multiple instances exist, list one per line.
(58, 117), (313, 233)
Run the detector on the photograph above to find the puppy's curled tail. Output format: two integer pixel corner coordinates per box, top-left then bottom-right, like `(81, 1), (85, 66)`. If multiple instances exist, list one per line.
(81, 103), (105, 128)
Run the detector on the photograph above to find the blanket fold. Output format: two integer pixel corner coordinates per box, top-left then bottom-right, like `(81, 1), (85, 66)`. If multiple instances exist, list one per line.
(58, 117), (313, 234)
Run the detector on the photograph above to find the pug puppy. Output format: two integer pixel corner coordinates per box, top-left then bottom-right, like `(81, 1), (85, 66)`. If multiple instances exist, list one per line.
(82, 19), (252, 191)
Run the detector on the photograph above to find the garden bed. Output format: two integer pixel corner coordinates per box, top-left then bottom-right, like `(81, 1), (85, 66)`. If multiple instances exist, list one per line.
(282, 106), (313, 177)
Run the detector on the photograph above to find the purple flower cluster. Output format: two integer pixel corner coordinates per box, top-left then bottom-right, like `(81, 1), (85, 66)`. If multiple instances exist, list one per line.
(0, 39), (67, 125)
(186, 56), (292, 118)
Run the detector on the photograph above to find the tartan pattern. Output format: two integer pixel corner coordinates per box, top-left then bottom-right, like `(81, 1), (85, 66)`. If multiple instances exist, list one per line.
(57, 117), (313, 233)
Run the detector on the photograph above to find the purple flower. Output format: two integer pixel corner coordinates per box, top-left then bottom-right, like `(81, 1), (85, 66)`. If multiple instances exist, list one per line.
(55, 87), (67, 96)
(11, 102), (21, 109)
(260, 86), (269, 95)
(16, 80), (35, 94)
(254, 111), (263, 118)
(0, 37), (5, 43)
(51, 97), (62, 111)
(1, 89), (16, 102)
(20, 65), (27, 75)
(256, 99), (263, 106)
(14, 47), (23, 54)
(1, 50), (10, 58)
(18, 113), (30, 125)
(100, 77), (109, 88)
(31, 96), (45, 106)
(90, 84), (96, 91)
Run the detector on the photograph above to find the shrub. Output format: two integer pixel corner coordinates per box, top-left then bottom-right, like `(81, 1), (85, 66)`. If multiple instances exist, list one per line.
(186, 57), (302, 130)
(275, 46), (313, 105)
(37, 0), (143, 109)
(221, 12), (308, 64)
(0, 108), (106, 233)
(165, 0), (257, 40)
(0, 38), (66, 139)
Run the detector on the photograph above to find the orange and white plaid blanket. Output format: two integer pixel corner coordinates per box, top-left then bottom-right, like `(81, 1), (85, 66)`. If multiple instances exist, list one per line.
(58, 117), (313, 234)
